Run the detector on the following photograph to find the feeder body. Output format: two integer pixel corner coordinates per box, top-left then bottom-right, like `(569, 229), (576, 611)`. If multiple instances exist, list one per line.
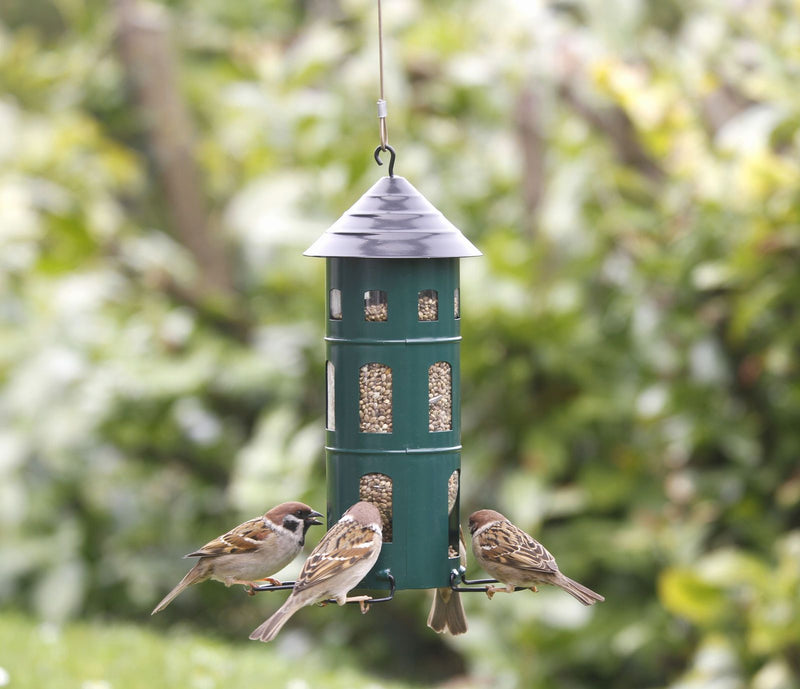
(325, 257), (462, 589)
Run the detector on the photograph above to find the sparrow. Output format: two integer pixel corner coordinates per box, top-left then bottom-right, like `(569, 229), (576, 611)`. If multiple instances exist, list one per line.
(468, 509), (604, 605)
(151, 501), (322, 615)
(427, 470), (468, 635)
(249, 501), (382, 643)
(427, 526), (468, 635)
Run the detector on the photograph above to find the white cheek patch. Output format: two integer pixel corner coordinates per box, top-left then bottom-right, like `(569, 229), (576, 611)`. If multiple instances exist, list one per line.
(473, 520), (501, 538)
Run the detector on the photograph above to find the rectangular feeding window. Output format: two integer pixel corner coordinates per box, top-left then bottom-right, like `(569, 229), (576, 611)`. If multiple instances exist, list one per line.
(359, 363), (392, 433)
(448, 470), (460, 559)
(448, 469), (459, 515)
(364, 290), (388, 321)
(428, 361), (452, 432)
(329, 289), (342, 320)
(326, 361), (335, 430)
(360, 473), (392, 542)
(418, 289), (438, 321)
(454, 288), (460, 319)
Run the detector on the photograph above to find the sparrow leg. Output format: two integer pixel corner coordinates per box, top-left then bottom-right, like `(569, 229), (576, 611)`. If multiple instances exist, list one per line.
(227, 578), (262, 595)
(257, 577), (282, 586)
(486, 583), (517, 599)
(529, 586), (539, 593)
(343, 595), (373, 614)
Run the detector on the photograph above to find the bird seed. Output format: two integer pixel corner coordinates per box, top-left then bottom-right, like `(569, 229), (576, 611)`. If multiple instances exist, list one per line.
(359, 363), (393, 433)
(428, 361), (452, 432)
(359, 473), (392, 542)
(364, 290), (388, 322)
(447, 470), (459, 515)
(418, 290), (438, 321)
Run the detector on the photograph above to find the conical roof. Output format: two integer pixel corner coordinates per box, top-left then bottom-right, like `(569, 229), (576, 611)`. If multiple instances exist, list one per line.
(304, 175), (481, 259)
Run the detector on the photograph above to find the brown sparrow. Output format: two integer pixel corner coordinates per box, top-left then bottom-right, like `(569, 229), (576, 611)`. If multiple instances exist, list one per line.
(427, 471), (468, 635)
(468, 509), (604, 605)
(249, 501), (382, 642)
(152, 501), (322, 614)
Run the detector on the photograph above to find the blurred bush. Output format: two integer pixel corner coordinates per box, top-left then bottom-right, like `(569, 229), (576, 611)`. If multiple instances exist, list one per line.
(1, 0), (799, 687)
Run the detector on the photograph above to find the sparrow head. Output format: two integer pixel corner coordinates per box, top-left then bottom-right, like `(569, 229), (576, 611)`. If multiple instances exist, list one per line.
(468, 509), (507, 536)
(342, 501), (381, 528)
(266, 502), (323, 539)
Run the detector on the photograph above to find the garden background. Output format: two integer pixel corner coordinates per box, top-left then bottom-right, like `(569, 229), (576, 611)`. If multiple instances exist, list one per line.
(1, 1), (799, 687)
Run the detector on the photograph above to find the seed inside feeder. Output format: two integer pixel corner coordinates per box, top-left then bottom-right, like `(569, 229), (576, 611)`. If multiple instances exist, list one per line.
(428, 361), (452, 432)
(418, 289), (438, 321)
(447, 470), (459, 515)
(360, 473), (392, 542)
(447, 470), (460, 559)
(364, 290), (388, 322)
(359, 362), (393, 433)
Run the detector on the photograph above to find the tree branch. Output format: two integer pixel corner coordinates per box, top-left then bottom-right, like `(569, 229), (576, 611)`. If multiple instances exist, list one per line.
(115, 0), (234, 296)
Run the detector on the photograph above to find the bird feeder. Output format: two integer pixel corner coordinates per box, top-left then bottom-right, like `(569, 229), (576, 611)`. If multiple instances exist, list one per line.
(304, 148), (481, 591)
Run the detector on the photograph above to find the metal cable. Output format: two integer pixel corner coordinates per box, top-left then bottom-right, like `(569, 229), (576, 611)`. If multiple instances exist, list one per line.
(377, 0), (388, 150)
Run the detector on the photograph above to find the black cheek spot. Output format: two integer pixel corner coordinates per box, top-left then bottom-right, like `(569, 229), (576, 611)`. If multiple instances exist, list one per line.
(283, 518), (299, 533)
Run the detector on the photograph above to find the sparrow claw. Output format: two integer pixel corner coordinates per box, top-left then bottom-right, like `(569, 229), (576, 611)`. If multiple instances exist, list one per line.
(529, 586), (538, 593)
(246, 586), (257, 596)
(343, 594), (373, 613)
(485, 585), (496, 600)
(259, 577), (282, 586)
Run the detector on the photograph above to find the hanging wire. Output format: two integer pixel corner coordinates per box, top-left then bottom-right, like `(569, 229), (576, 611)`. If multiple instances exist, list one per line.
(373, 0), (396, 175)
(377, 0), (388, 151)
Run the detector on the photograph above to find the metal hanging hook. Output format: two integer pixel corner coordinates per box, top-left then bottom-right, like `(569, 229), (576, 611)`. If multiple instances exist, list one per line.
(374, 0), (394, 166)
(374, 144), (396, 177)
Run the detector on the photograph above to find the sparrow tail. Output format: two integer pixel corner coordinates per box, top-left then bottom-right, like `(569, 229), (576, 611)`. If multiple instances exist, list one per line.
(553, 572), (605, 606)
(427, 587), (468, 635)
(249, 599), (298, 642)
(151, 561), (208, 615)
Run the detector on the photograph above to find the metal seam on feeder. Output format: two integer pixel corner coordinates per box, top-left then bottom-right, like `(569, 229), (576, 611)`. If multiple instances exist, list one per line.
(324, 336), (463, 345)
(325, 446), (463, 455)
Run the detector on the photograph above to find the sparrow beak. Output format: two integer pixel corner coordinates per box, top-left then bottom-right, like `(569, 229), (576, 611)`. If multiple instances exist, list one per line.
(306, 510), (324, 526)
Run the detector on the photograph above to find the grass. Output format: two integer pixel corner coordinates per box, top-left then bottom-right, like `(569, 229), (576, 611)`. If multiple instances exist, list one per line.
(0, 612), (417, 689)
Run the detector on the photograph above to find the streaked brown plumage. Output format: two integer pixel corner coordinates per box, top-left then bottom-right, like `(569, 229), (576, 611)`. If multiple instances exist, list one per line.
(151, 502), (322, 614)
(468, 509), (604, 605)
(427, 470), (468, 635)
(427, 526), (468, 635)
(249, 501), (382, 642)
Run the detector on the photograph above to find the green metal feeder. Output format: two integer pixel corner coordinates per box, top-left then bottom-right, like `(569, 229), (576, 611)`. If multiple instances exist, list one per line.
(305, 149), (481, 591)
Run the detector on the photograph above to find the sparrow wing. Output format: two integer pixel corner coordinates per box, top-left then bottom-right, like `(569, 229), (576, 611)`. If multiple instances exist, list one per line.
(479, 521), (559, 574)
(293, 519), (378, 593)
(185, 517), (276, 558)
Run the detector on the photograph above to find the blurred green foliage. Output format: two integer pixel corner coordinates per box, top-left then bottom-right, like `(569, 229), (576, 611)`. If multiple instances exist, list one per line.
(1, 0), (799, 688)
(0, 612), (418, 689)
